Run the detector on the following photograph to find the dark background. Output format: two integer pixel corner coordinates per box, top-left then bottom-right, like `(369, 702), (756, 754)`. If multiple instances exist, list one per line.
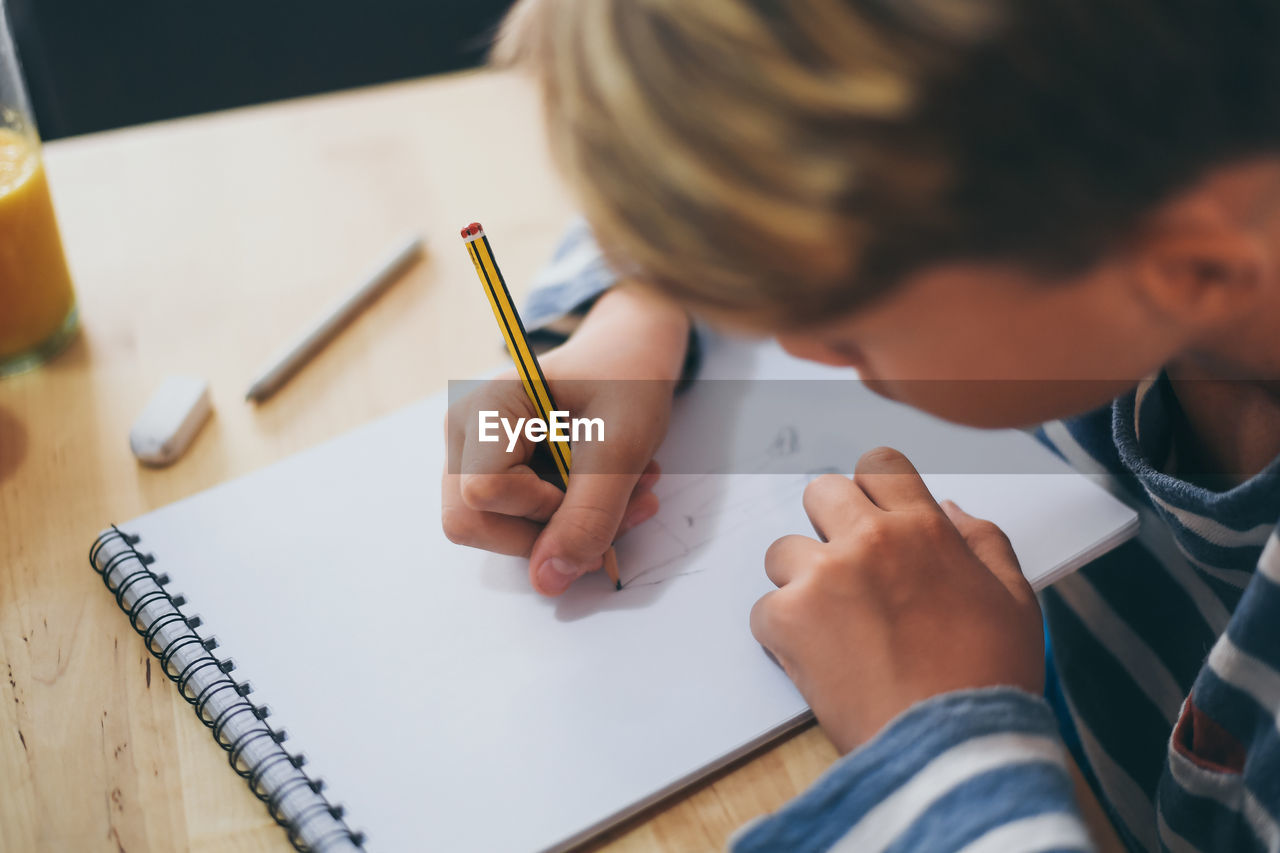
(9, 0), (518, 140)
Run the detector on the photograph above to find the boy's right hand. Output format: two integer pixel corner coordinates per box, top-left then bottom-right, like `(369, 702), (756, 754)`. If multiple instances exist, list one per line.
(442, 286), (690, 595)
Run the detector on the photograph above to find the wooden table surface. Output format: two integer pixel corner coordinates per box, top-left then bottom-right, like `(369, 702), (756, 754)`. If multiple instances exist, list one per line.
(0, 68), (842, 853)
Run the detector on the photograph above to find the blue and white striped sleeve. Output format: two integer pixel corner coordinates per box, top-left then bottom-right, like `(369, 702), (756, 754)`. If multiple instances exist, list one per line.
(731, 688), (1093, 853)
(522, 217), (622, 347)
(523, 217), (703, 384)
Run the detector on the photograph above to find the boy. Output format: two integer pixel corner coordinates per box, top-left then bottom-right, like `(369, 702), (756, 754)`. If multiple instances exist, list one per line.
(443, 1), (1280, 850)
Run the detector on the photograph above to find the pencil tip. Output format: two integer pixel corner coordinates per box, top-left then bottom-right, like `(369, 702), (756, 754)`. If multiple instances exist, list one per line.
(615, 580), (622, 591)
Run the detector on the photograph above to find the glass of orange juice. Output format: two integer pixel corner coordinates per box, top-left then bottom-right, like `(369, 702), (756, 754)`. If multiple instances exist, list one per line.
(0, 2), (76, 376)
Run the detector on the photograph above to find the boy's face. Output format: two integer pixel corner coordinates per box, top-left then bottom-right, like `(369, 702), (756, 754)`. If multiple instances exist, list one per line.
(724, 257), (1185, 429)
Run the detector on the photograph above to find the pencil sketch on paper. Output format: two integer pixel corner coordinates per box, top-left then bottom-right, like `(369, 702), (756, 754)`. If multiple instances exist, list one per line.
(616, 426), (840, 589)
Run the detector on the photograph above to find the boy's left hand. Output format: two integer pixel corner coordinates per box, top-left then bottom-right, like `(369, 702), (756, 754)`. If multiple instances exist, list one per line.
(750, 447), (1045, 755)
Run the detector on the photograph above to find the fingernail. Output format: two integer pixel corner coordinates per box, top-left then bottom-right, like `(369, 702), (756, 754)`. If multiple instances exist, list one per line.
(536, 558), (579, 594)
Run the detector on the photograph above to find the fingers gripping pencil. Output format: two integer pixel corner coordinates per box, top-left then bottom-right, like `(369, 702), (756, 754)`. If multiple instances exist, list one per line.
(461, 222), (622, 590)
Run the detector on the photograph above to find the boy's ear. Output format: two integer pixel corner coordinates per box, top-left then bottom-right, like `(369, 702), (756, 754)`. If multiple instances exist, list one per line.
(1128, 206), (1270, 328)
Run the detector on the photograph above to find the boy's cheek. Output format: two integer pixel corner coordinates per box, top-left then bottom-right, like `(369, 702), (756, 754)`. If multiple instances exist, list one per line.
(866, 375), (1135, 430)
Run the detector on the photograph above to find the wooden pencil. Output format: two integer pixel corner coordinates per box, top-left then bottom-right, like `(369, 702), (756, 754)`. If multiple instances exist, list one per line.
(462, 221), (622, 590)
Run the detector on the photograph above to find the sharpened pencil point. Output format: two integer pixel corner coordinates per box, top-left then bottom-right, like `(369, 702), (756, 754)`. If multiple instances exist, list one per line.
(602, 546), (620, 591)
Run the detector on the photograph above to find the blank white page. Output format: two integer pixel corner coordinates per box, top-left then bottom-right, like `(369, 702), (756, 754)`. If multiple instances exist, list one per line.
(118, 337), (1137, 852)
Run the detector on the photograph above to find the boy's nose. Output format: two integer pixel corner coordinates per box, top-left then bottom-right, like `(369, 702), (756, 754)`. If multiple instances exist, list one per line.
(776, 333), (862, 369)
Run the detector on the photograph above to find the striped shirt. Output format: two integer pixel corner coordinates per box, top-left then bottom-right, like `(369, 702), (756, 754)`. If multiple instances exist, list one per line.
(1036, 377), (1280, 853)
(526, 220), (1280, 852)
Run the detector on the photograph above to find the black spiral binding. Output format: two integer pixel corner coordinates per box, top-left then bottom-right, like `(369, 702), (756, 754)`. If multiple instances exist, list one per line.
(90, 526), (366, 852)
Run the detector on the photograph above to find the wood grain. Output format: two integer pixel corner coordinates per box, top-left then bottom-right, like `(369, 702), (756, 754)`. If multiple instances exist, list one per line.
(0, 68), (1122, 853)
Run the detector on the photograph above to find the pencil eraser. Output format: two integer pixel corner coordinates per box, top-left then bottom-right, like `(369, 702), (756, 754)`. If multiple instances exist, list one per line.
(130, 375), (213, 467)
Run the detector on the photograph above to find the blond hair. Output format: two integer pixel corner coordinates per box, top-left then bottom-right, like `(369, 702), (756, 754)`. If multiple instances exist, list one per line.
(497, 0), (1280, 324)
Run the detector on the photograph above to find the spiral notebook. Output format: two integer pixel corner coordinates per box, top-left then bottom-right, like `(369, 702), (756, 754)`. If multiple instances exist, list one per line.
(88, 338), (1138, 853)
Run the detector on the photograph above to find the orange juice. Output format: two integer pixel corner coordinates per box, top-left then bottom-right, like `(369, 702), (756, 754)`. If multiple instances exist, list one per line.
(0, 127), (75, 371)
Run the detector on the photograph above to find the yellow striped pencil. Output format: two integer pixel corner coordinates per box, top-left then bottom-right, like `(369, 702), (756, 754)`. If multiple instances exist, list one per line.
(462, 221), (621, 590)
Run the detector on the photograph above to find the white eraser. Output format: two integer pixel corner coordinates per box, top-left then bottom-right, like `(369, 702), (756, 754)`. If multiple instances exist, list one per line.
(130, 375), (213, 467)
